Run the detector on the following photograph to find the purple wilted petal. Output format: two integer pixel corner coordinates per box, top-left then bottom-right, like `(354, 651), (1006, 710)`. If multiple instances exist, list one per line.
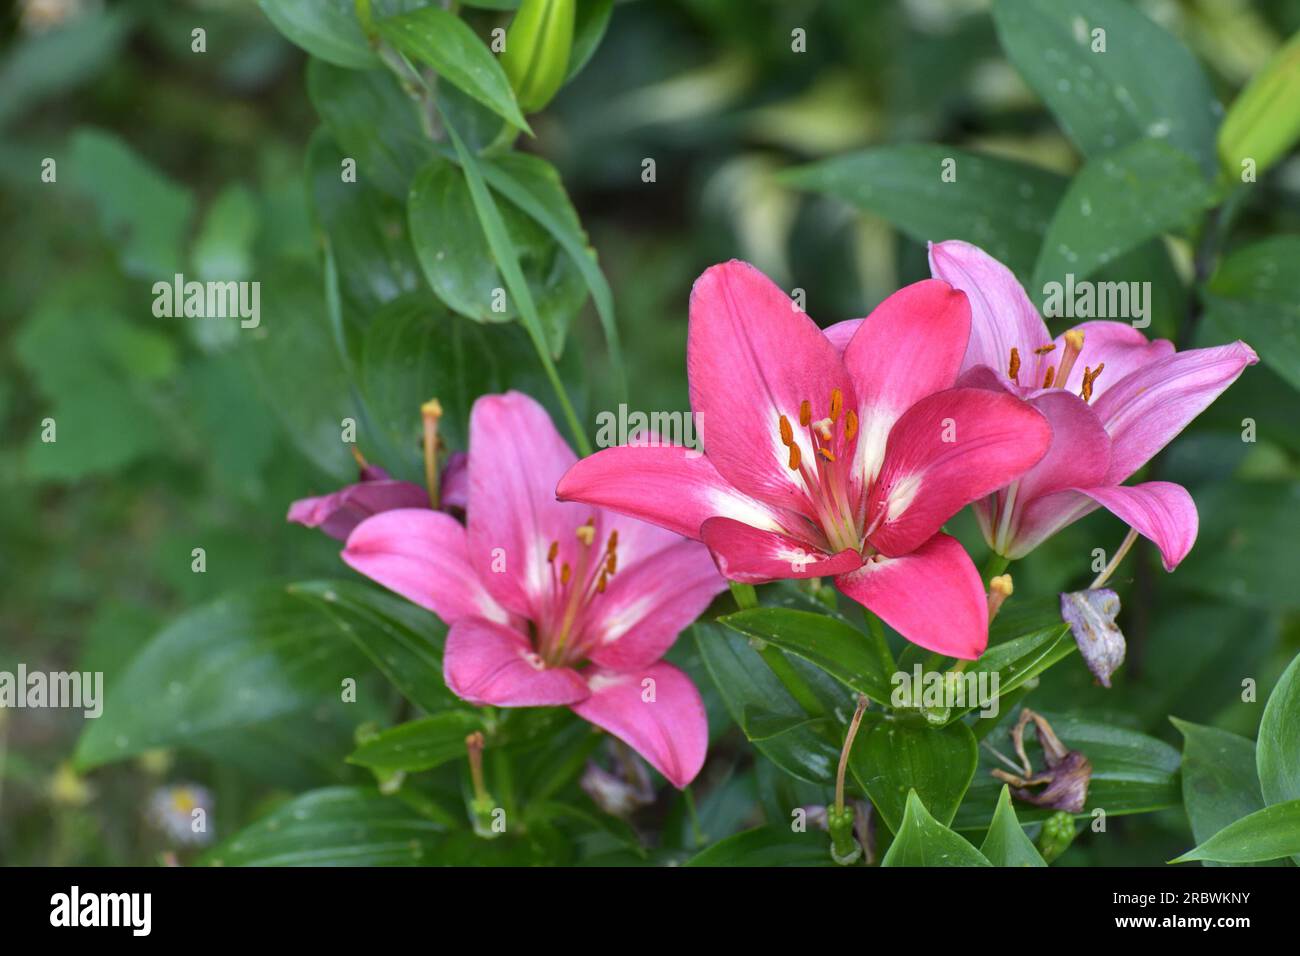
(1060, 588), (1126, 688)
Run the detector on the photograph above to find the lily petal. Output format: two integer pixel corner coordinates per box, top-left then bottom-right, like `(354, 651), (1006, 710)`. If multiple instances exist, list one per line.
(929, 239), (1051, 387)
(1075, 481), (1198, 572)
(466, 391), (593, 619)
(585, 538), (728, 671)
(823, 318), (861, 355)
(342, 509), (511, 626)
(835, 532), (988, 659)
(1091, 342), (1259, 483)
(842, 279), (972, 485)
(866, 388), (1052, 557)
(288, 478), (429, 541)
(444, 616), (589, 707)
(557, 443), (791, 541)
(700, 516), (863, 583)
(687, 260), (856, 516)
(1015, 391), (1111, 502)
(570, 662), (708, 789)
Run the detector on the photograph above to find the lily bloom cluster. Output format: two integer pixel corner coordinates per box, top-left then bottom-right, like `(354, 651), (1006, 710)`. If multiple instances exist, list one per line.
(290, 392), (726, 788)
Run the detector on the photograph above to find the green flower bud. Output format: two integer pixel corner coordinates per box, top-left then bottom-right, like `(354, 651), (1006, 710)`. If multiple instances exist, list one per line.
(500, 0), (575, 114)
(1036, 810), (1078, 863)
(1219, 30), (1300, 180)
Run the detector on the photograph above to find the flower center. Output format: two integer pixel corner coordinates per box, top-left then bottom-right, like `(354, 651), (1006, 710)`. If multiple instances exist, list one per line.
(537, 519), (619, 667)
(1007, 329), (1104, 401)
(777, 387), (863, 554)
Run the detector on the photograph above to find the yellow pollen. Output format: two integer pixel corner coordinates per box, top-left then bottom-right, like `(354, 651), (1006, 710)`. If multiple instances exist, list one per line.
(560, 563), (572, 585)
(830, 388), (843, 422)
(787, 444), (802, 470)
(1008, 347), (1021, 381)
(1064, 330), (1085, 352)
(547, 541), (559, 563)
(799, 400), (811, 427)
(575, 522), (595, 546)
(1042, 365), (1056, 389)
(845, 409), (858, 440)
(818, 447), (836, 463)
(1034, 344), (1056, 355)
(778, 414), (794, 446)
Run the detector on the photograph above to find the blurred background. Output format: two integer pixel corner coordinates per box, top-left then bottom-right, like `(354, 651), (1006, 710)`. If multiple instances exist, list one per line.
(2, 0), (1298, 865)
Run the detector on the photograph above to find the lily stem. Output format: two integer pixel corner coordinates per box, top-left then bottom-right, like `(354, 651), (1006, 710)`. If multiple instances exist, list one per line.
(828, 695), (869, 865)
(834, 696), (870, 816)
(1091, 527), (1139, 590)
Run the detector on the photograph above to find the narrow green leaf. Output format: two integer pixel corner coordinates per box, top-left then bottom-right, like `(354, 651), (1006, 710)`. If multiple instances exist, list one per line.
(980, 785), (1047, 866)
(1171, 799), (1300, 864)
(1218, 30), (1300, 178)
(882, 791), (991, 867)
(378, 7), (531, 133)
(259, 0), (379, 70)
(684, 825), (835, 866)
(348, 712), (484, 773)
(719, 607), (895, 703)
(1257, 653), (1300, 862)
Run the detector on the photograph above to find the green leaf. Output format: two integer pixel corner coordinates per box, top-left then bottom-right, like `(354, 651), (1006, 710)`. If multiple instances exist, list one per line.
(1258, 651), (1300, 809)
(568, 0), (613, 82)
(348, 712), (484, 773)
(201, 786), (449, 866)
(68, 128), (195, 279)
(407, 156), (587, 350)
(991, 0), (1219, 176)
(1032, 139), (1215, 294)
(719, 607), (895, 703)
(377, 6), (531, 133)
(1204, 237), (1300, 391)
(781, 144), (1063, 283)
(192, 184), (258, 282)
(1171, 799), (1300, 864)
(288, 580), (453, 713)
(981, 785), (1047, 866)
(1171, 717), (1266, 867)
(258, 0), (378, 70)
(694, 622), (839, 785)
(954, 711), (1181, 829)
(881, 791), (991, 867)
(74, 583), (371, 770)
(1218, 30), (1300, 179)
(684, 825), (835, 866)
(307, 58), (432, 200)
(848, 714), (977, 832)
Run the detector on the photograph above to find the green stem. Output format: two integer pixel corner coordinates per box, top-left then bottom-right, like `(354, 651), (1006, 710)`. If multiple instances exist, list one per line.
(981, 551), (1010, 582)
(729, 581), (758, 610)
(729, 583), (825, 715)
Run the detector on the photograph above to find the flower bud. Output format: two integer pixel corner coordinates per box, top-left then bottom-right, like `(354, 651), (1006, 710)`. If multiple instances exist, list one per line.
(1218, 30), (1300, 179)
(500, 0), (575, 114)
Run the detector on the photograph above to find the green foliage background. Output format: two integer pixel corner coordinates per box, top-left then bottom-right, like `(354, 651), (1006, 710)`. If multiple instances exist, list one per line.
(1, 0), (1298, 866)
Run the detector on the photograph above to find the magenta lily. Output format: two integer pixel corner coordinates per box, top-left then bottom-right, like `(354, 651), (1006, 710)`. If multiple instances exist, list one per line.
(829, 239), (1258, 570)
(558, 261), (1053, 659)
(338, 391), (726, 789)
(287, 462), (432, 541)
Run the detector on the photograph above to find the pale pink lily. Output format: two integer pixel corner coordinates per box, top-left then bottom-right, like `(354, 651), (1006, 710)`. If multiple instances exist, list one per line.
(558, 261), (1053, 660)
(338, 391), (726, 789)
(830, 240), (1258, 569)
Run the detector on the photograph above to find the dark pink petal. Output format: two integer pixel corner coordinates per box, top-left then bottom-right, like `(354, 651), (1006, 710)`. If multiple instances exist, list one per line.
(835, 533), (988, 659)
(440, 451), (469, 511)
(585, 539), (728, 671)
(570, 662), (708, 789)
(342, 509), (511, 626)
(444, 617), (589, 707)
(466, 391), (595, 618)
(928, 240), (1051, 387)
(687, 260), (856, 516)
(823, 318), (862, 355)
(1075, 481), (1198, 571)
(557, 443), (791, 541)
(287, 479), (429, 541)
(700, 517), (862, 583)
(866, 388), (1052, 557)
(1046, 321), (1174, 400)
(1015, 391), (1111, 503)
(842, 279), (972, 485)
(1091, 342), (1259, 483)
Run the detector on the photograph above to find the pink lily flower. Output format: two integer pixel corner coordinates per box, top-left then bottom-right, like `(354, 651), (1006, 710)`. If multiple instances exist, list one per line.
(339, 391), (726, 789)
(831, 240), (1258, 569)
(557, 261), (1053, 659)
(287, 462), (430, 541)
